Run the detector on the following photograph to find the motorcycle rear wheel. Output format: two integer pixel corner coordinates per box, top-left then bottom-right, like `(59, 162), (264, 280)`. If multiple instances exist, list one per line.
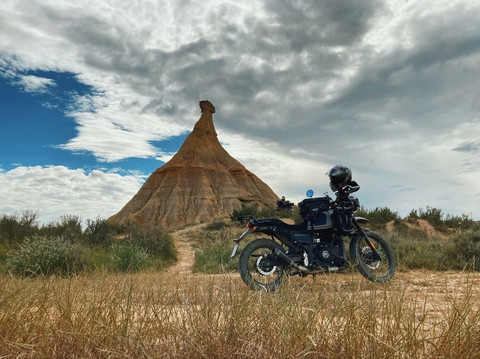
(354, 230), (395, 282)
(238, 238), (286, 292)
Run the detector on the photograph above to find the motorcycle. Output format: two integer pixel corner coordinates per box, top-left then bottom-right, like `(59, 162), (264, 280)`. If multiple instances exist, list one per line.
(277, 199), (294, 212)
(231, 187), (396, 292)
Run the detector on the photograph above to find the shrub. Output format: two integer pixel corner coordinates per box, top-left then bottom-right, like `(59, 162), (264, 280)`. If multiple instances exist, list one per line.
(84, 217), (122, 247)
(111, 242), (151, 272)
(441, 229), (480, 270)
(193, 240), (238, 274)
(0, 211), (39, 244)
(355, 206), (401, 225)
(444, 213), (475, 230)
(191, 224), (239, 274)
(205, 220), (228, 231)
(416, 206), (443, 228)
(122, 221), (176, 261)
(40, 215), (84, 243)
(5, 235), (82, 277)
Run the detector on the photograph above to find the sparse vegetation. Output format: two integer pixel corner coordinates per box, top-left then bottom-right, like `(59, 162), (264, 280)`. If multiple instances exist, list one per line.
(190, 221), (239, 274)
(1, 206), (480, 357)
(1, 271), (480, 358)
(0, 212), (176, 275)
(1, 206), (479, 276)
(355, 206), (401, 229)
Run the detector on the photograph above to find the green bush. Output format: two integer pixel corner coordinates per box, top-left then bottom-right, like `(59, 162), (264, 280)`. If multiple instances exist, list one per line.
(191, 224), (239, 274)
(441, 229), (480, 270)
(417, 206), (444, 227)
(40, 215), (84, 243)
(84, 217), (122, 247)
(355, 206), (401, 225)
(444, 213), (475, 230)
(5, 235), (82, 277)
(111, 241), (151, 273)
(193, 240), (238, 274)
(386, 227), (480, 271)
(122, 221), (176, 261)
(0, 211), (39, 244)
(205, 220), (228, 231)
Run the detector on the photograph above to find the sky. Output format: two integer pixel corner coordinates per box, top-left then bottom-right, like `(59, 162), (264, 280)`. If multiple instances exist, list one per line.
(1, 0), (480, 225)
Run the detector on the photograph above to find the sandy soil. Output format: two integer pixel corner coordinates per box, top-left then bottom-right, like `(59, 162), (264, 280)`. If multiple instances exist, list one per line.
(166, 220), (480, 322)
(386, 218), (447, 239)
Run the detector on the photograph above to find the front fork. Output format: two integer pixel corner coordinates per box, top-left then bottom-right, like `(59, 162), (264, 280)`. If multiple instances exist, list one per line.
(348, 217), (382, 265)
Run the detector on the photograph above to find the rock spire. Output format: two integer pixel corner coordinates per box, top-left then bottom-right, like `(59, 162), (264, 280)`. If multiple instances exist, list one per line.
(109, 101), (278, 228)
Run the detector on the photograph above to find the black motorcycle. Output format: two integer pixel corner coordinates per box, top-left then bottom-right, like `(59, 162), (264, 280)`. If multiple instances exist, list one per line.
(231, 188), (395, 291)
(277, 199), (294, 212)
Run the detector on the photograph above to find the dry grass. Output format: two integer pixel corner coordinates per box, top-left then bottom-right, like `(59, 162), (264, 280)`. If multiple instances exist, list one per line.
(1, 270), (480, 358)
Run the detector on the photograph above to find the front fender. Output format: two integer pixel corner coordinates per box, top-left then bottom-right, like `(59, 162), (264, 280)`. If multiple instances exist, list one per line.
(349, 234), (360, 265)
(230, 228), (254, 257)
(355, 216), (369, 224)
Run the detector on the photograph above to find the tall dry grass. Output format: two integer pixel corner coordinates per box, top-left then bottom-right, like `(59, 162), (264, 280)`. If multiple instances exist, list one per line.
(1, 270), (480, 358)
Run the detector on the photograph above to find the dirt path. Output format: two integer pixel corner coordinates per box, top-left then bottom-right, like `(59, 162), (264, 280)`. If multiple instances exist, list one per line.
(165, 218), (299, 275)
(166, 223), (207, 275)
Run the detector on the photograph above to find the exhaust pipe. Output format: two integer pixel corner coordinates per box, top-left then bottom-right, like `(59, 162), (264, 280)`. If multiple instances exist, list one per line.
(274, 248), (310, 273)
(274, 248), (341, 275)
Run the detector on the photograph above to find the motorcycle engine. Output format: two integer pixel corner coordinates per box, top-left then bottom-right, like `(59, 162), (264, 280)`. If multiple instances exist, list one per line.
(310, 237), (345, 269)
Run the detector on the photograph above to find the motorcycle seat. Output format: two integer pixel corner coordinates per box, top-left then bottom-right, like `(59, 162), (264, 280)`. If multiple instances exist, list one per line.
(256, 218), (308, 231)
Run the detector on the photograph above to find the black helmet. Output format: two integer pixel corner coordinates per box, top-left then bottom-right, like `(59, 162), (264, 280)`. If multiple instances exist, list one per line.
(328, 165), (352, 191)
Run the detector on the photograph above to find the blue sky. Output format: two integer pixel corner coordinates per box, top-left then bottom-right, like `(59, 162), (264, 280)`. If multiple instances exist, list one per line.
(1, 0), (480, 224)
(1, 71), (186, 173)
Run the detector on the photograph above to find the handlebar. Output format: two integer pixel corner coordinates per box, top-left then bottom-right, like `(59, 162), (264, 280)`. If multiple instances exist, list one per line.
(342, 185), (360, 194)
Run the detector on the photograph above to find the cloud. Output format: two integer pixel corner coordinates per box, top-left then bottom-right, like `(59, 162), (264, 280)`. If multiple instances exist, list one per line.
(14, 74), (56, 93)
(452, 141), (480, 154)
(0, 165), (143, 224)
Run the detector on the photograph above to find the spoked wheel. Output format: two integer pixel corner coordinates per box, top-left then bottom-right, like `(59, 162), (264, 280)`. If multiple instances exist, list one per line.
(238, 238), (287, 292)
(355, 230), (395, 282)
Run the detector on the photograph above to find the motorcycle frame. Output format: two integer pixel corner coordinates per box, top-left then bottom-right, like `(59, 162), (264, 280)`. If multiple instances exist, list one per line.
(231, 215), (382, 267)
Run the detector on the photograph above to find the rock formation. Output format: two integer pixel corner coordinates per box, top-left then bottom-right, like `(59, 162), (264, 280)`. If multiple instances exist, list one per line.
(109, 100), (279, 228)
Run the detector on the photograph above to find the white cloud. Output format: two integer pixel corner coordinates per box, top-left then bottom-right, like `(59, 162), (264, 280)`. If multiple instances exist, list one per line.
(14, 74), (56, 93)
(0, 166), (143, 224)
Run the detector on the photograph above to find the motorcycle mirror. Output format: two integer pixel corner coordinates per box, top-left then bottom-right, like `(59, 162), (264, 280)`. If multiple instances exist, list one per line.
(306, 189), (314, 197)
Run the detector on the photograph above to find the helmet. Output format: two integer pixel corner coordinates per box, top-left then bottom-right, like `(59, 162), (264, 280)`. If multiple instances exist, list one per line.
(328, 165), (352, 191)
(281, 196), (285, 201)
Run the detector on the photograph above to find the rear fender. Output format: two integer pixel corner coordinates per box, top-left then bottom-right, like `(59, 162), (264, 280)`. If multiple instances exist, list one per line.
(230, 228), (254, 257)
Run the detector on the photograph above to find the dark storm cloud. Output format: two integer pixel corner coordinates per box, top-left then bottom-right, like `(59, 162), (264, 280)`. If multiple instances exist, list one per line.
(325, 1), (480, 130)
(453, 141), (480, 154)
(263, 0), (382, 48)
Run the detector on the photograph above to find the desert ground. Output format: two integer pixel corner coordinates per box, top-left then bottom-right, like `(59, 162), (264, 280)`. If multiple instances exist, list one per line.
(168, 221), (480, 316)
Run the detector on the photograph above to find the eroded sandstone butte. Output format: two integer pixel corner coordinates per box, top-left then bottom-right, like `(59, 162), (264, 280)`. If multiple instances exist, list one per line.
(109, 100), (278, 228)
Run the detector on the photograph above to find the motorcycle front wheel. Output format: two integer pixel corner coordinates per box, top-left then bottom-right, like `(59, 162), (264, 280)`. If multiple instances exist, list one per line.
(238, 238), (287, 292)
(354, 230), (396, 282)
